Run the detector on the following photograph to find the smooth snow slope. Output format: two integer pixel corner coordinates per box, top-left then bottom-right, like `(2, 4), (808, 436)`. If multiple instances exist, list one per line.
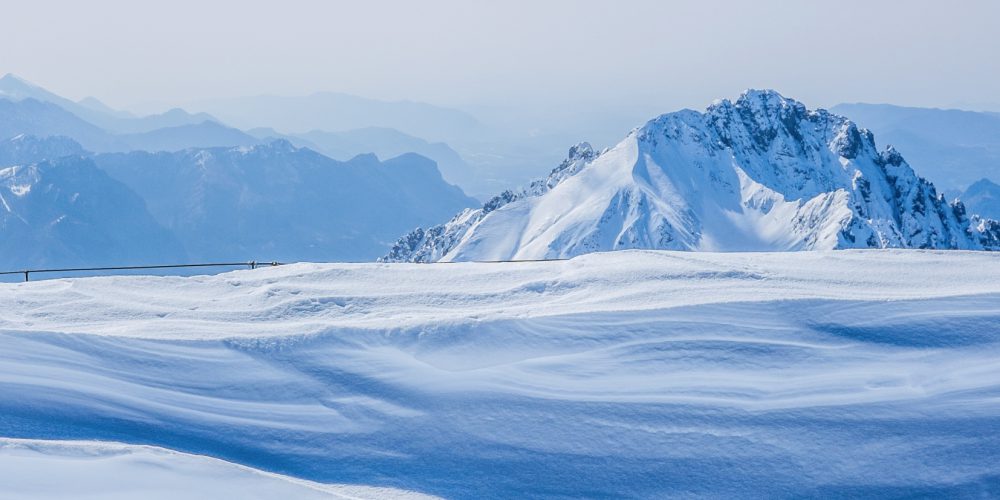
(2, 250), (1000, 497)
(0, 438), (436, 500)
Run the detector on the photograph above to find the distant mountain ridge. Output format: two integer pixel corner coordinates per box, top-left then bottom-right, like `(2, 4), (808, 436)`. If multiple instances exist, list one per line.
(115, 121), (259, 152)
(0, 134), (85, 166)
(0, 73), (112, 127)
(961, 178), (1000, 221)
(0, 156), (186, 268)
(0, 97), (259, 153)
(384, 90), (1000, 262)
(0, 98), (120, 151)
(830, 102), (1000, 191)
(287, 127), (473, 191)
(0, 74), (488, 194)
(0, 75), (483, 269)
(0, 134), (478, 267)
(188, 91), (482, 143)
(0, 73), (216, 134)
(92, 140), (478, 262)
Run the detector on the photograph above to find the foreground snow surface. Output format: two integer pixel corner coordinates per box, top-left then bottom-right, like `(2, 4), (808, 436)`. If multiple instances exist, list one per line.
(0, 438), (436, 500)
(2, 250), (1000, 497)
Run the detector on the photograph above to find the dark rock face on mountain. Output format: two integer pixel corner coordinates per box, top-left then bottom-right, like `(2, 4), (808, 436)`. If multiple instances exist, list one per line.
(385, 90), (1000, 262)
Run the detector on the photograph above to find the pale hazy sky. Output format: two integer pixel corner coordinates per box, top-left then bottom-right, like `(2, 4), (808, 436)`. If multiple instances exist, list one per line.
(2, 0), (998, 114)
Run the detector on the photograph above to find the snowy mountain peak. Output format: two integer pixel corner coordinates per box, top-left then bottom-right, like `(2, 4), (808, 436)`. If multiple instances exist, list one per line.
(383, 90), (1000, 262)
(715, 88), (807, 121)
(566, 141), (595, 161)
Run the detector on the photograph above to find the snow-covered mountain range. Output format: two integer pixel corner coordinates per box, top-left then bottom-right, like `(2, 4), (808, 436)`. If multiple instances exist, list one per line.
(0, 73), (484, 269)
(0, 134), (84, 166)
(0, 155), (186, 268)
(0, 136), (476, 269)
(0, 74), (507, 195)
(93, 141), (477, 262)
(384, 90), (1000, 262)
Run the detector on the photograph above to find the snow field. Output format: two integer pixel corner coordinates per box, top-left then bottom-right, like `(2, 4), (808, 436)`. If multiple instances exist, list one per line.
(2, 249), (1000, 497)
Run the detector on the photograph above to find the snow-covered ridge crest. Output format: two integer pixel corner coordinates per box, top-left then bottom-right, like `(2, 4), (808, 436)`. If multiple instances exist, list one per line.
(379, 141), (600, 263)
(383, 89), (1000, 262)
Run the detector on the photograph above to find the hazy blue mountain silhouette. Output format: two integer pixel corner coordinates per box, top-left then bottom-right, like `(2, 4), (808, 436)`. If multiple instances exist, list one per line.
(0, 73), (219, 134)
(0, 97), (261, 153)
(0, 134), (86, 166)
(93, 141), (478, 262)
(831, 103), (1000, 191)
(0, 156), (186, 269)
(189, 91), (483, 143)
(961, 178), (1000, 220)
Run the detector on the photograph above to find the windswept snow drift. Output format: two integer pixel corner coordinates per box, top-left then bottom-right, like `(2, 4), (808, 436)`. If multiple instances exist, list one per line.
(0, 438), (436, 500)
(2, 250), (1000, 497)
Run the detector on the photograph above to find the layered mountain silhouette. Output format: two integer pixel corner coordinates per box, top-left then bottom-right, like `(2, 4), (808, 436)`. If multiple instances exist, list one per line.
(0, 136), (476, 267)
(0, 155), (186, 268)
(94, 141), (477, 262)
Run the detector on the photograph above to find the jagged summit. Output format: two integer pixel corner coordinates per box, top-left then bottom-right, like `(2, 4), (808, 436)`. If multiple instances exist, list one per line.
(383, 90), (1000, 262)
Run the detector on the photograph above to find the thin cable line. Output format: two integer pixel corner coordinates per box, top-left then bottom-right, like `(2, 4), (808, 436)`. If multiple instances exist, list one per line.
(1, 261), (281, 281)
